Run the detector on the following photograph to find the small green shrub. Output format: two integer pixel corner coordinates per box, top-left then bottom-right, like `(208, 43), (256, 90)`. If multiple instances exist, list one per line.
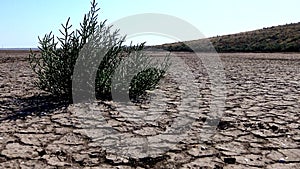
(29, 0), (169, 102)
(129, 68), (165, 100)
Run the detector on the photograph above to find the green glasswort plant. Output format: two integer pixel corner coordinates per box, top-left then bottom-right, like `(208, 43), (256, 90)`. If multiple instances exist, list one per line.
(29, 0), (169, 102)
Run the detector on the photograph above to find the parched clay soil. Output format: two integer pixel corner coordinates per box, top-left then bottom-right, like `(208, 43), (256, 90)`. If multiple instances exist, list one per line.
(0, 51), (299, 169)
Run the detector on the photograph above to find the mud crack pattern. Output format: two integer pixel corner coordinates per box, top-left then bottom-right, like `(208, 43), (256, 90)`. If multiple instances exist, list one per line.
(0, 52), (299, 168)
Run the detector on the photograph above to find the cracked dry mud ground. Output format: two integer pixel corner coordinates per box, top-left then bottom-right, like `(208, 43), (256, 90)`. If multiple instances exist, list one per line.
(0, 51), (300, 169)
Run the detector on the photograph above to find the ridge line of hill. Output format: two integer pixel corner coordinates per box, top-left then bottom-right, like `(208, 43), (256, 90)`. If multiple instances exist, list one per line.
(155, 22), (300, 53)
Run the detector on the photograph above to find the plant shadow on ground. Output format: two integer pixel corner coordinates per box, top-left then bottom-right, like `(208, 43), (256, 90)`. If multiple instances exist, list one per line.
(0, 94), (70, 122)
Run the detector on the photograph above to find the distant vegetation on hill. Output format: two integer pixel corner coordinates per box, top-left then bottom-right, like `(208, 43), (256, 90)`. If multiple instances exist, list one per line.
(156, 22), (300, 52)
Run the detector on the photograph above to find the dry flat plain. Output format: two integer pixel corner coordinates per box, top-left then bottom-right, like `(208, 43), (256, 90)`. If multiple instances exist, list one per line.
(0, 51), (300, 169)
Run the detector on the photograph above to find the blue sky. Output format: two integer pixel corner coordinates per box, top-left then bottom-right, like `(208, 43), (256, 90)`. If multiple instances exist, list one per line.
(1, 0), (300, 48)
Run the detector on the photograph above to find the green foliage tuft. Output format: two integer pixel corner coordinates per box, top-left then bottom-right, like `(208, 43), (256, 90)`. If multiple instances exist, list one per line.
(29, 0), (169, 102)
(129, 67), (166, 100)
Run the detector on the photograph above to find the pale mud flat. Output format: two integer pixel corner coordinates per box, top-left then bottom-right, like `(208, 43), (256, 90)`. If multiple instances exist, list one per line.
(0, 51), (299, 169)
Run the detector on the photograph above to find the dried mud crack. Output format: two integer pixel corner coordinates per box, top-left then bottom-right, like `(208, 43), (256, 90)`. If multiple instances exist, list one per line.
(0, 52), (300, 168)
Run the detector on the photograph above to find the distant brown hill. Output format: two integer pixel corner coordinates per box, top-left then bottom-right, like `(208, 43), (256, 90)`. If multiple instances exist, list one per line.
(156, 22), (300, 52)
